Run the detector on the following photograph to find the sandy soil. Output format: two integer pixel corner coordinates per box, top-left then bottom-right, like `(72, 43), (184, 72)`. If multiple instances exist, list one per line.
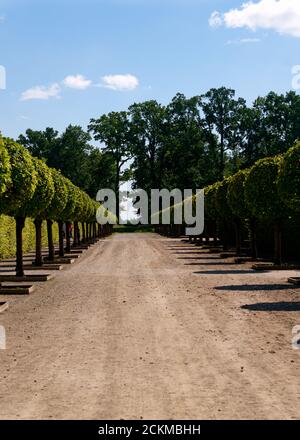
(0, 232), (300, 420)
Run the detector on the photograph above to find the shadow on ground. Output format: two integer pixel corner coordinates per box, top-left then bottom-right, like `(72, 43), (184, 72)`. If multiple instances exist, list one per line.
(177, 256), (221, 260)
(242, 302), (300, 312)
(172, 251), (214, 255)
(193, 270), (257, 275)
(185, 262), (235, 266)
(216, 284), (298, 291)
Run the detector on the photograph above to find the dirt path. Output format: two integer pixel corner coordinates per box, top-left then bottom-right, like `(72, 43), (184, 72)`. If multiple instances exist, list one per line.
(0, 233), (300, 419)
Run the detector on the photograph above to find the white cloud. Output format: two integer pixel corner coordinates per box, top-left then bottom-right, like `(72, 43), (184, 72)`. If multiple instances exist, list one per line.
(209, 0), (300, 38)
(101, 74), (139, 91)
(209, 11), (223, 28)
(240, 37), (261, 43)
(62, 74), (92, 90)
(20, 73), (140, 100)
(21, 83), (60, 101)
(226, 37), (261, 44)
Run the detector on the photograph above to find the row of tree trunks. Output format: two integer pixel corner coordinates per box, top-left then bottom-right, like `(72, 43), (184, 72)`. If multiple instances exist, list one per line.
(155, 224), (184, 237)
(13, 220), (113, 278)
(156, 217), (283, 265)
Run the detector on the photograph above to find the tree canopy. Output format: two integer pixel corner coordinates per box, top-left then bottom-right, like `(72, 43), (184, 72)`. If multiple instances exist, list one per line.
(22, 157), (55, 219)
(244, 156), (284, 222)
(0, 138), (38, 217)
(227, 169), (250, 220)
(0, 137), (11, 195)
(278, 141), (300, 213)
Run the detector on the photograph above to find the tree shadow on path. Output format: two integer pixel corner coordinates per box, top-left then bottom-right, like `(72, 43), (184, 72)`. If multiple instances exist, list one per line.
(193, 269), (257, 275)
(185, 261), (235, 266)
(177, 256), (221, 260)
(216, 284), (298, 292)
(172, 251), (214, 255)
(242, 302), (300, 312)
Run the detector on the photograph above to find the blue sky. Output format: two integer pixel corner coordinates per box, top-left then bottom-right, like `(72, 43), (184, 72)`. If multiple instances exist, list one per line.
(1, 0), (300, 140)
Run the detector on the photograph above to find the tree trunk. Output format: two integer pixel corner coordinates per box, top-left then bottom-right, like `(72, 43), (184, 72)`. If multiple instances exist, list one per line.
(81, 222), (85, 243)
(204, 225), (210, 245)
(15, 216), (25, 278)
(72, 222), (77, 247)
(47, 219), (55, 261)
(274, 221), (283, 265)
(222, 222), (229, 251)
(34, 219), (43, 266)
(77, 222), (81, 245)
(58, 220), (65, 257)
(66, 221), (71, 253)
(250, 218), (258, 260)
(73, 221), (79, 247)
(213, 222), (218, 246)
(234, 219), (242, 256)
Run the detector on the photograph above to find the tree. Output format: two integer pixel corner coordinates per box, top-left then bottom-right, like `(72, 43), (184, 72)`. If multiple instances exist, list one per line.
(163, 94), (216, 190)
(18, 127), (60, 162)
(200, 87), (247, 179)
(227, 169), (256, 257)
(80, 193), (94, 243)
(278, 141), (300, 212)
(88, 111), (132, 220)
(0, 138), (38, 277)
(58, 179), (78, 255)
(237, 107), (263, 169)
(27, 158), (55, 266)
(214, 179), (234, 251)
(252, 92), (300, 158)
(128, 101), (166, 193)
(18, 125), (95, 194)
(0, 137), (11, 195)
(45, 168), (69, 261)
(204, 184), (219, 245)
(72, 188), (86, 246)
(59, 125), (93, 191)
(205, 184), (218, 221)
(87, 149), (116, 198)
(244, 156), (285, 264)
